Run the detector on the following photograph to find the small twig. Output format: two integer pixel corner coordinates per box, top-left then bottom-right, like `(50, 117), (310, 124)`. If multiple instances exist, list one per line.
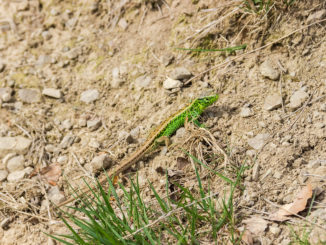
(71, 152), (95, 181)
(13, 122), (32, 138)
(137, 6), (147, 32)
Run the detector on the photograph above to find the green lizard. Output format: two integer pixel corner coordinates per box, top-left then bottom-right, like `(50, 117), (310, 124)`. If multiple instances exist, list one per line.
(57, 94), (219, 207)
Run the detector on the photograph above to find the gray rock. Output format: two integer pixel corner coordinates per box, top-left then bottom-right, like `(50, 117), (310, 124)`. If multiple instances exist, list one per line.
(36, 54), (52, 66)
(18, 89), (41, 103)
(247, 134), (270, 150)
(170, 67), (192, 80)
(41, 31), (52, 40)
(45, 144), (59, 153)
(0, 88), (12, 102)
(7, 170), (26, 182)
(252, 163), (259, 181)
(7, 155), (24, 173)
(59, 134), (75, 149)
(307, 9), (326, 24)
(112, 67), (120, 79)
(88, 138), (100, 148)
(78, 118), (87, 127)
(23, 166), (33, 175)
(240, 107), (253, 118)
(87, 119), (102, 131)
(0, 136), (32, 157)
(42, 88), (62, 99)
(135, 75), (152, 89)
(80, 89), (99, 103)
(0, 170), (8, 181)
(66, 48), (79, 60)
(88, 154), (113, 172)
(320, 103), (326, 112)
(163, 77), (182, 89)
(288, 90), (308, 110)
(130, 127), (140, 138)
(269, 225), (281, 236)
(1, 91), (11, 102)
(48, 186), (66, 205)
(57, 155), (68, 164)
(118, 18), (128, 30)
(263, 94), (282, 111)
(259, 60), (280, 80)
(61, 119), (72, 130)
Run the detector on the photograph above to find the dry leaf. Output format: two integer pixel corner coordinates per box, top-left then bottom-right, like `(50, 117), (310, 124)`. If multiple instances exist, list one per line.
(41, 163), (61, 186)
(241, 230), (254, 245)
(269, 183), (313, 221)
(243, 216), (268, 235)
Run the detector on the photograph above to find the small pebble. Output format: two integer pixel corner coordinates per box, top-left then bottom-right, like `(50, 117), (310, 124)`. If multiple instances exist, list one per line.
(6, 155), (24, 173)
(7, 170), (26, 182)
(61, 119), (72, 130)
(269, 226), (281, 236)
(87, 154), (113, 172)
(0, 170), (8, 181)
(259, 59), (280, 80)
(288, 89), (309, 110)
(48, 186), (65, 205)
(263, 94), (282, 111)
(18, 89), (41, 103)
(163, 77), (182, 89)
(170, 67), (192, 80)
(42, 88), (62, 99)
(240, 107), (254, 118)
(57, 155), (68, 164)
(87, 119), (102, 131)
(59, 134), (75, 149)
(247, 134), (270, 150)
(135, 75), (152, 89)
(80, 89), (99, 103)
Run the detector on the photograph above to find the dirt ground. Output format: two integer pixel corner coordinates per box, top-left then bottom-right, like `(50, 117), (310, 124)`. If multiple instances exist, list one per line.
(0, 0), (326, 244)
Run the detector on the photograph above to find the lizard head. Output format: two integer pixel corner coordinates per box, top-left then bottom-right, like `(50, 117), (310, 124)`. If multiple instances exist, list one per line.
(196, 94), (219, 110)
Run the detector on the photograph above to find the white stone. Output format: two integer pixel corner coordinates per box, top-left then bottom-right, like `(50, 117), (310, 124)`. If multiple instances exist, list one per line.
(163, 77), (182, 89)
(7, 170), (26, 182)
(42, 88), (62, 99)
(48, 186), (66, 205)
(18, 89), (41, 103)
(80, 89), (99, 103)
(263, 94), (282, 111)
(7, 155), (24, 173)
(288, 90), (309, 110)
(240, 107), (253, 118)
(248, 134), (270, 150)
(259, 60), (280, 80)
(170, 67), (192, 80)
(87, 119), (102, 131)
(0, 136), (31, 157)
(0, 170), (8, 181)
(89, 154), (112, 171)
(135, 75), (152, 89)
(307, 9), (326, 24)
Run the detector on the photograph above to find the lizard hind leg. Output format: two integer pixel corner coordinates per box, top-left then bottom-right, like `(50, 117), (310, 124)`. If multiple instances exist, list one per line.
(155, 136), (171, 147)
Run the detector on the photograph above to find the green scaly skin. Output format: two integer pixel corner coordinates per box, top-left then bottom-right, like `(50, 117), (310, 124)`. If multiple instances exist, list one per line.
(157, 94), (219, 138)
(57, 94), (218, 208)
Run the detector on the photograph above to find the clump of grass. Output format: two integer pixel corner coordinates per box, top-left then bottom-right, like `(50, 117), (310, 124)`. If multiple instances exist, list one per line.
(48, 154), (245, 244)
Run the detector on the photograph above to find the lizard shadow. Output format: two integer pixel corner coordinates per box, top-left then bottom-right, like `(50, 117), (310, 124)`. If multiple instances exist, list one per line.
(203, 105), (238, 119)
